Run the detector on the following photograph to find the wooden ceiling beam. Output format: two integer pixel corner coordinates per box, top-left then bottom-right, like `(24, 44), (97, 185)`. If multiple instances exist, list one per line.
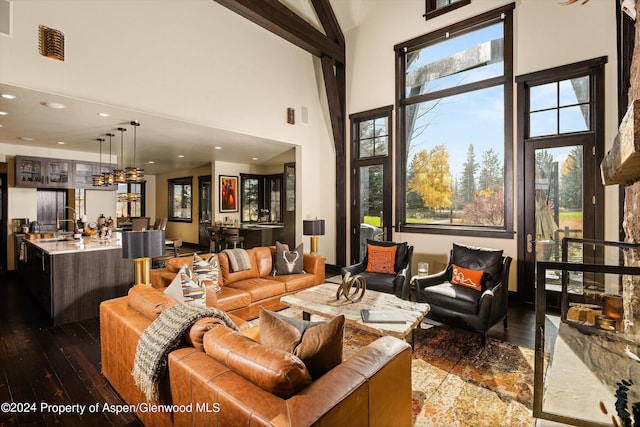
(213, 0), (344, 63)
(311, 0), (345, 48)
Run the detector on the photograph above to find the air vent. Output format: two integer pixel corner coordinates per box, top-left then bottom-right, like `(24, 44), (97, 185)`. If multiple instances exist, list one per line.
(38, 25), (64, 61)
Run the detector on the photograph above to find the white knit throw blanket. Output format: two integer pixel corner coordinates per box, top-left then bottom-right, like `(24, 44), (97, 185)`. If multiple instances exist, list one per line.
(131, 303), (239, 402)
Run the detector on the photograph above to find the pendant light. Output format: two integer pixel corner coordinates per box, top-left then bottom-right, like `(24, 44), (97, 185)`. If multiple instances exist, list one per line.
(102, 133), (115, 186)
(113, 127), (127, 183)
(125, 120), (144, 182)
(92, 138), (105, 186)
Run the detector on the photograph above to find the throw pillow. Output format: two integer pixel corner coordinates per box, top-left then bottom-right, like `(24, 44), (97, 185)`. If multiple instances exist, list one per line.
(164, 264), (206, 306)
(452, 243), (503, 284)
(222, 249), (252, 272)
(192, 253), (221, 292)
(273, 241), (305, 276)
(259, 307), (344, 379)
(451, 264), (484, 291)
(365, 244), (397, 274)
(366, 239), (408, 273)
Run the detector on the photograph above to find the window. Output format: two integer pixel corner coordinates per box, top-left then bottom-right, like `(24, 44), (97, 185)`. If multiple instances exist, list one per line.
(424, 0), (471, 21)
(396, 4), (514, 237)
(358, 115), (389, 158)
(529, 76), (591, 137)
(116, 183), (145, 217)
(168, 177), (192, 222)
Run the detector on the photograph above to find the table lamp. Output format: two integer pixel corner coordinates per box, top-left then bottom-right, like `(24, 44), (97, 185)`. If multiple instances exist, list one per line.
(303, 219), (325, 254)
(122, 230), (165, 285)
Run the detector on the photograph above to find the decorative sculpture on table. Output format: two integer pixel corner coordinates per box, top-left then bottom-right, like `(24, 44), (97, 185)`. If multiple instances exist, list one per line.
(336, 272), (366, 302)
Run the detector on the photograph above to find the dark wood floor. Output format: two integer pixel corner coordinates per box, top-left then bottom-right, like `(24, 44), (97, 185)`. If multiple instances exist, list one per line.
(0, 267), (556, 426)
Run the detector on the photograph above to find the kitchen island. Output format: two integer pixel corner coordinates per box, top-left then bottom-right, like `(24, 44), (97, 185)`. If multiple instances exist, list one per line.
(21, 234), (134, 326)
(239, 223), (285, 248)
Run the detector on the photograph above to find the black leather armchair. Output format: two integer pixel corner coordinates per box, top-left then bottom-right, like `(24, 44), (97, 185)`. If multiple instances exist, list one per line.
(341, 240), (413, 300)
(413, 243), (512, 345)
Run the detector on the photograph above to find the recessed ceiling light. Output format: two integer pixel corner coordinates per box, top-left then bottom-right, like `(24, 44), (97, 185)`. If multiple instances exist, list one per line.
(0, 111), (7, 116)
(214, 146), (222, 150)
(57, 141), (65, 145)
(178, 155), (185, 158)
(40, 101), (66, 109)
(146, 160), (155, 164)
(1, 94), (16, 100)
(252, 157), (259, 161)
(0, 124), (3, 128)
(97, 112), (110, 117)
(19, 136), (34, 141)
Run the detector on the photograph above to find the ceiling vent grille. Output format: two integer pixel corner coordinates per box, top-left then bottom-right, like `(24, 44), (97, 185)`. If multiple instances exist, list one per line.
(38, 25), (64, 61)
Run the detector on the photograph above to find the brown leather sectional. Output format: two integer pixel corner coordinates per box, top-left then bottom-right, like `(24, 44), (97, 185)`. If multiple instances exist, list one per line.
(100, 285), (413, 426)
(150, 247), (325, 320)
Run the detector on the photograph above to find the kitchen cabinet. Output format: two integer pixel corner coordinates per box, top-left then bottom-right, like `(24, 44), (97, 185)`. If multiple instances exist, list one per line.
(21, 236), (134, 325)
(15, 155), (116, 190)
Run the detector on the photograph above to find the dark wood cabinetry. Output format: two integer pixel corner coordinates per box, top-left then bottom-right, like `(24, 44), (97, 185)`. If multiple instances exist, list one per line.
(15, 155), (116, 190)
(22, 241), (133, 325)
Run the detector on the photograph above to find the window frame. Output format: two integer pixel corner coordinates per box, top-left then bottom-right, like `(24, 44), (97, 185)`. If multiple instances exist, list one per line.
(424, 0), (471, 21)
(168, 176), (192, 222)
(395, 3), (515, 239)
(116, 182), (146, 218)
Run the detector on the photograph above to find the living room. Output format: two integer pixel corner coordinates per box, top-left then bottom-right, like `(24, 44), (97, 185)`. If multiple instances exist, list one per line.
(1, 0), (637, 425)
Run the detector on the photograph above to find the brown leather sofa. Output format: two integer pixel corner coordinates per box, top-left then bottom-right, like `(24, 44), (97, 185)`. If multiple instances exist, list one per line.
(100, 285), (413, 426)
(150, 247), (325, 320)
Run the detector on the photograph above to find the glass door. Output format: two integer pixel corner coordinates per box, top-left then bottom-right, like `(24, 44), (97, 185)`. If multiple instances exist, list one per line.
(349, 106), (393, 264)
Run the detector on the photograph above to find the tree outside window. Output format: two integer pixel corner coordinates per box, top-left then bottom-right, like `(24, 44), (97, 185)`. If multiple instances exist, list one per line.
(168, 177), (192, 222)
(397, 5), (514, 236)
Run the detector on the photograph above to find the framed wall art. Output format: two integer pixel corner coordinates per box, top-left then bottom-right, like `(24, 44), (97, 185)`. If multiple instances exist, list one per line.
(219, 175), (238, 212)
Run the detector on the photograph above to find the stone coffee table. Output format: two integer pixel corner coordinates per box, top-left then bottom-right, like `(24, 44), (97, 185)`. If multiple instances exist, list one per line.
(281, 283), (430, 348)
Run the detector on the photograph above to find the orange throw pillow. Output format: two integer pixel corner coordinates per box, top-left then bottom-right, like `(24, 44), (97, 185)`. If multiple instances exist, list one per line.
(366, 244), (397, 274)
(451, 264), (484, 291)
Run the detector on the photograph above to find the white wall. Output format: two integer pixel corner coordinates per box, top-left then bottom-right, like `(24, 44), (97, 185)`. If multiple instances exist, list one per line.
(344, 0), (619, 288)
(0, 0), (338, 265)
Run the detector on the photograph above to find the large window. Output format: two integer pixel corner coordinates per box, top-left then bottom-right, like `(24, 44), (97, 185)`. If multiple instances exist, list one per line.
(396, 4), (514, 237)
(168, 177), (192, 222)
(424, 0), (471, 21)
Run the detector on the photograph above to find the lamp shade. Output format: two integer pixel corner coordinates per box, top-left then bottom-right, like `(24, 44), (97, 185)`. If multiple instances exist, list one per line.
(303, 219), (325, 236)
(122, 230), (165, 259)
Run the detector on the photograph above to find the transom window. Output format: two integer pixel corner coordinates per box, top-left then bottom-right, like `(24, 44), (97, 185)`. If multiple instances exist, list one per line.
(358, 116), (389, 158)
(529, 76), (591, 138)
(396, 4), (514, 237)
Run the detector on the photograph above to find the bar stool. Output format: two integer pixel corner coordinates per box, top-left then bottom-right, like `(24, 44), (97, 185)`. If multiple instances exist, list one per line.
(208, 226), (224, 253)
(222, 228), (244, 249)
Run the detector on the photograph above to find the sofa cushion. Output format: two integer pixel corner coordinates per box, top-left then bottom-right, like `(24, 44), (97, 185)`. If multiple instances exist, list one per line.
(265, 273), (318, 292)
(203, 323), (312, 398)
(273, 241), (304, 275)
(128, 284), (178, 320)
(366, 240), (408, 273)
(355, 271), (395, 295)
(420, 282), (479, 314)
(452, 243), (503, 284)
(259, 308), (344, 380)
(218, 249), (259, 285)
(366, 244), (397, 274)
(226, 277), (286, 303)
(212, 287), (252, 312)
(451, 264), (484, 292)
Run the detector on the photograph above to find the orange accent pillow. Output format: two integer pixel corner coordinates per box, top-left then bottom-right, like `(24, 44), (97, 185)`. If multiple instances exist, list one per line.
(451, 264), (484, 291)
(366, 244), (397, 274)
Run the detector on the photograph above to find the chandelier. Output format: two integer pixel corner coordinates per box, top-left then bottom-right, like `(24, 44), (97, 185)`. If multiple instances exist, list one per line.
(113, 127), (127, 183)
(92, 138), (105, 186)
(125, 120), (144, 183)
(102, 133), (115, 186)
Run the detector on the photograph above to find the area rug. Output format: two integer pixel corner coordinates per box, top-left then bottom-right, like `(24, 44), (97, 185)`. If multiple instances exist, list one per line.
(268, 308), (537, 426)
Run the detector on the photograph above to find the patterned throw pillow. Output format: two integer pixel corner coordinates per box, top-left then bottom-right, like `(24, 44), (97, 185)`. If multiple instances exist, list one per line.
(365, 244), (397, 274)
(164, 264), (206, 306)
(192, 254), (221, 292)
(451, 264), (484, 291)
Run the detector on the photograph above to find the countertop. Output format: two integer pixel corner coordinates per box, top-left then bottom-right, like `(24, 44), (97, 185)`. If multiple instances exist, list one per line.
(240, 223), (284, 229)
(24, 233), (123, 255)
